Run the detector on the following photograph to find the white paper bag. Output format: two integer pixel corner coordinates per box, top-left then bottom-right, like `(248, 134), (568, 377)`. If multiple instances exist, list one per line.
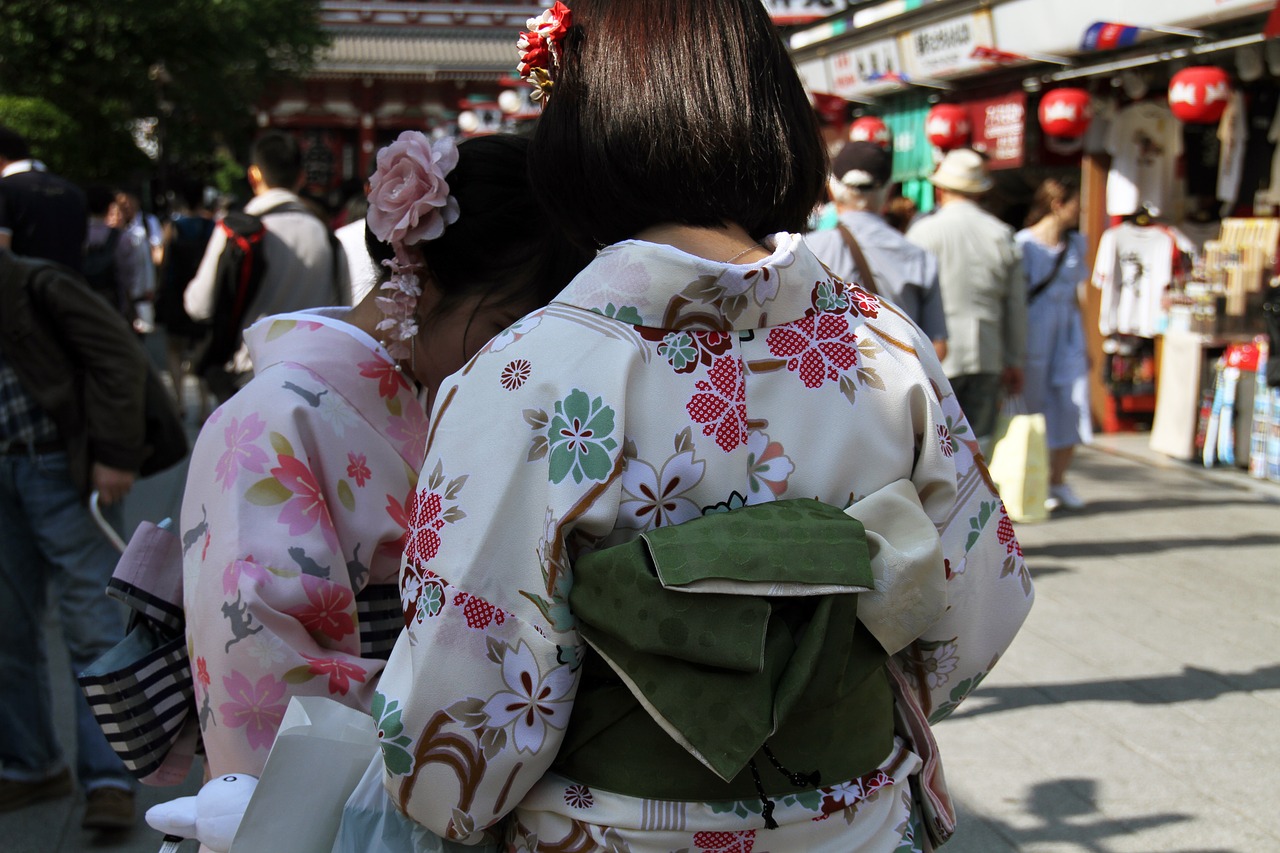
(229, 696), (379, 853)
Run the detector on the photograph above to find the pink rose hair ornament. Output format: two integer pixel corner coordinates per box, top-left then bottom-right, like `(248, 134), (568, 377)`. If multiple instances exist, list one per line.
(366, 131), (461, 366)
(517, 2), (572, 102)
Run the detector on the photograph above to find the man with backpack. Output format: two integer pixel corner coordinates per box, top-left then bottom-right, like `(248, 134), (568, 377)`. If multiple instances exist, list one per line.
(82, 184), (140, 323)
(0, 126), (87, 271)
(185, 131), (349, 401)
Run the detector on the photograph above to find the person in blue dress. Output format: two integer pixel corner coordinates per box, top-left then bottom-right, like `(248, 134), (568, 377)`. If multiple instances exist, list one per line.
(1016, 177), (1093, 511)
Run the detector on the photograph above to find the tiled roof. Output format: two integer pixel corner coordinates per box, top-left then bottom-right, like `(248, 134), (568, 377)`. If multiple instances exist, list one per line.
(315, 29), (517, 77)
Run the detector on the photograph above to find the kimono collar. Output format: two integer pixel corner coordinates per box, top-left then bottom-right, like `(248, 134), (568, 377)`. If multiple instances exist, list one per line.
(552, 232), (840, 332)
(244, 310), (428, 468)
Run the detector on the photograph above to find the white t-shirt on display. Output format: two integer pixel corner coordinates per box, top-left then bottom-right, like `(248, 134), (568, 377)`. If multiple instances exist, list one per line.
(1092, 223), (1175, 338)
(1105, 102), (1184, 217)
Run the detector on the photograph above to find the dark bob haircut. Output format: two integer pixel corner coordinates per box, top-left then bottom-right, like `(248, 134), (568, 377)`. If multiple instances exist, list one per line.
(528, 0), (828, 249)
(367, 134), (592, 320)
(250, 130), (302, 190)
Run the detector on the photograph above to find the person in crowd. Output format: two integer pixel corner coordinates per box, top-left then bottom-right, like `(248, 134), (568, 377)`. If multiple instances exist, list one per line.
(0, 248), (147, 830)
(1016, 177), (1092, 511)
(806, 141), (948, 362)
(0, 126), (87, 270)
(908, 148), (1027, 452)
(82, 184), (139, 321)
(179, 133), (591, 789)
(156, 178), (216, 421)
(335, 180), (377, 304)
(184, 130), (350, 400)
(116, 190), (165, 268)
(104, 190), (156, 331)
(883, 195), (919, 234)
(375, 3), (1033, 851)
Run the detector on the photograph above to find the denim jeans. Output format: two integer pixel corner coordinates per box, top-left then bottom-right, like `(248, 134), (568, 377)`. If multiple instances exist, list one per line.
(0, 450), (132, 790)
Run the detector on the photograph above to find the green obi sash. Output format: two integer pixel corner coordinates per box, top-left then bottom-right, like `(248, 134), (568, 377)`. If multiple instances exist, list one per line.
(555, 499), (895, 802)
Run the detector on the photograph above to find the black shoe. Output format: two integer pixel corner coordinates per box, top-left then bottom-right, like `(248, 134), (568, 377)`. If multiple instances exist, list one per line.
(0, 768), (73, 812)
(82, 786), (135, 830)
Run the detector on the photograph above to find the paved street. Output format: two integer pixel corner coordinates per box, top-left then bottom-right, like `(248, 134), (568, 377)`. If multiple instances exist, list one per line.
(3, 414), (1278, 850)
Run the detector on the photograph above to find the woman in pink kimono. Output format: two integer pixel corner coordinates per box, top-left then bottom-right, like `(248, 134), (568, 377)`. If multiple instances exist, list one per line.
(180, 133), (590, 783)
(375, 2), (1034, 852)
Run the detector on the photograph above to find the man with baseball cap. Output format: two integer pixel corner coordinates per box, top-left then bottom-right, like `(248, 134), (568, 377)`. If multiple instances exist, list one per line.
(806, 141), (948, 362)
(907, 148), (1026, 452)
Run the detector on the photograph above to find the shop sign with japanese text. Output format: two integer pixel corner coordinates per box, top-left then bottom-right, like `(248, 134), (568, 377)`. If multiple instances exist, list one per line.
(899, 10), (995, 79)
(829, 38), (905, 99)
(968, 91), (1026, 170)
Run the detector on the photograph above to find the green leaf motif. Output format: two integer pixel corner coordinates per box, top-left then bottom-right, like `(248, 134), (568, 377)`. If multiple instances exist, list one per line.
(337, 479), (355, 512)
(282, 665), (314, 684)
(657, 332), (698, 371)
(269, 432), (294, 458)
(244, 477), (291, 506)
(265, 320), (296, 341)
(815, 281), (850, 313)
(546, 389), (618, 485)
(592, 303), (643, 325)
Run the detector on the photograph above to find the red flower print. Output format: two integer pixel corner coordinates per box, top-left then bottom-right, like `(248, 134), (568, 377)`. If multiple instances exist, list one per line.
(220, 671), (288, 751)
(196, 656), (210, 687)
(938, 424), (954, 457)
(407, 490), (445, 564)
(693, 830), (756, 853)
(301, 655), (368, 695)
(686, 355), (748, 453)
(501, 359), (532, 390)
(288, 575), (356, 641)
(270, 455), (339, 551)
(996, 505), (1022, 558)
(563, 784), (594, 809)
(463, 594), (496, 629)
(766, 314), (858, 389)
(359, 358), (411, 400)
(849, 285), (880, 318)
(347, 452), (371, 487)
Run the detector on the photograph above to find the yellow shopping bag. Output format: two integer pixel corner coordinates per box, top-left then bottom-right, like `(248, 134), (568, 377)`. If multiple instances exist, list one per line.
(986, 399), (1049, 523)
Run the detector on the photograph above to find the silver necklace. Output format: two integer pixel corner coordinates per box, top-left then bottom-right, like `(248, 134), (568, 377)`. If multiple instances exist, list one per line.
(725, 242), (766, 264)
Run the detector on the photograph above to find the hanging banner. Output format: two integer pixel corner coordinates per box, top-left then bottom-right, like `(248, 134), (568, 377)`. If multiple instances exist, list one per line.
(899, 10), (995, 79)
(828, 37), (906, 99)
(966, 91), (1027, 170)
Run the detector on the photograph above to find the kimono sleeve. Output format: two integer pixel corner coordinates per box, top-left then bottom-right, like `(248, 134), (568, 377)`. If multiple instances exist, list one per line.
(181, 378), (385, 777)
(896, 356), (1034, 723)
(375, 332), (626, 844)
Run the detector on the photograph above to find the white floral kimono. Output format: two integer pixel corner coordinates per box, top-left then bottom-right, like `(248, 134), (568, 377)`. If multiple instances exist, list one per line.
(182, 310), (428, 777)
(376, 234), (1033, 852)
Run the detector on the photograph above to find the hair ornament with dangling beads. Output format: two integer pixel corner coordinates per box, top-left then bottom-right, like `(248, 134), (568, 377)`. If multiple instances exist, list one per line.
(365, 130), (461, 366)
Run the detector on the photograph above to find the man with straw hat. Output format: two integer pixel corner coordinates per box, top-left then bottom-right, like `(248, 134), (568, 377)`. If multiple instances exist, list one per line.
(908, 148), (1027, 452)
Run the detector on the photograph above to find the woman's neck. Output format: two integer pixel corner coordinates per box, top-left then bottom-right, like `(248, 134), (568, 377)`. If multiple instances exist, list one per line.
(1030, 217), (1065, 248)
(631, 222), (770, 265)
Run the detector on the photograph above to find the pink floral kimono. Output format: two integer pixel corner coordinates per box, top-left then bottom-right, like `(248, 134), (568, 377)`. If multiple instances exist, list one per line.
(181, 310), (427, 777)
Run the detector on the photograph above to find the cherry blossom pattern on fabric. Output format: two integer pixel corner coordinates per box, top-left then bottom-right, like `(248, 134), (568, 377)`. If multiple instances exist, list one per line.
(359, 357), (413, 400)
(766, 313), (859, 390)
(298, 654), (368, 695)
(347, 452), (372, 487)
(400, 462), (468, 625)
(817, 769), (894, 817)
(215, 413), (269, 491)
(530, 389), (619, 485)
(618, 436), (706, 531)
(479, 641), (573, 754)
(686, 355), (748, 453)
(938, 424), (955, 458)
(640, 327), (733, 375)
(220, 671), (288, 751)
(744, 430), (793, 503)
(287, 574), (357, 642)
(267, 453), (341, 552)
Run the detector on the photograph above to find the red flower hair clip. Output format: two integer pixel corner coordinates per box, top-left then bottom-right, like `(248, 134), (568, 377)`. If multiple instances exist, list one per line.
(517, 2), (572, 102)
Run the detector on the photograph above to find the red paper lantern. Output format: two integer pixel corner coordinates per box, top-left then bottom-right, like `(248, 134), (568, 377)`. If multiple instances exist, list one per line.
(849, 116), (892, 149)
(1168, 66), (1231, 124)
(1037, 88), (1092, 138)
(926, 104), (971, 150)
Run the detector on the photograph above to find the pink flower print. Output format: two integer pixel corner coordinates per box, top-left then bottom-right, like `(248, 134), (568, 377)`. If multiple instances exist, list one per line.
(938, 423), (955, 457)
(387, 405), (430, 460)
(222, 557), (270, 596)
(686, 355), (748, 453)
(214, 413), (269, 491)
(358, 358), (411, 400)
(693, 830), (756, 853)
(270, 455), (339, 552)
(301, 654), (368, 695)
(288, 574), (356, 641)
(220, 671), (288, 751)
(347, 453), (371, 487)
(766, 314), (858, 389)
(196, 657), (210, 687)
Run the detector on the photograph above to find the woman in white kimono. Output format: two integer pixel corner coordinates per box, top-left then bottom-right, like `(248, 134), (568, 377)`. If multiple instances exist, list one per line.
(180, 133), (591, 783)
(375, 2), (1034, 851)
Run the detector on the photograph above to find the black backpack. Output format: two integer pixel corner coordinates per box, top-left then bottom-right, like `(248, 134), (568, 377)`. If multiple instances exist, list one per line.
(195, 210), (272, 375)
(82, 228), (126, 315)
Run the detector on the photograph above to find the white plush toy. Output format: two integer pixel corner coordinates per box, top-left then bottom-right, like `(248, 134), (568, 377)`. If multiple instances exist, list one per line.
(145, 773), (258, 853)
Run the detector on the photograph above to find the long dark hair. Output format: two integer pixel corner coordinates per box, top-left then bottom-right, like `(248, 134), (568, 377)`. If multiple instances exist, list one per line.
(366, 134), (592, 321)
(528, 0), (828, 249)
(1024, 177), (1079, 228)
